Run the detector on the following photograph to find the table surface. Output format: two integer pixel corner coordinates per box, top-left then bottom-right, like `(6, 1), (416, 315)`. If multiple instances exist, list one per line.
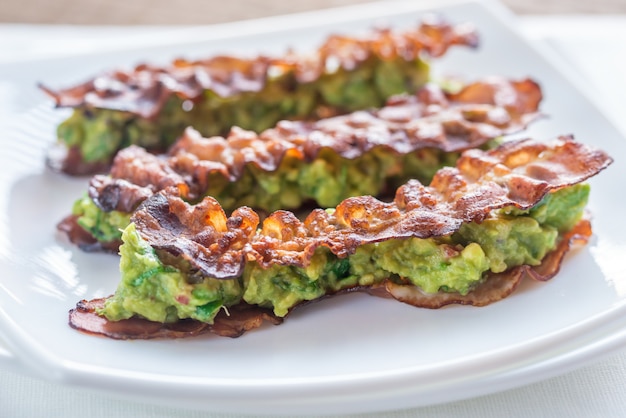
(1, 0), (626, 24)
(1, 3), (626, 417)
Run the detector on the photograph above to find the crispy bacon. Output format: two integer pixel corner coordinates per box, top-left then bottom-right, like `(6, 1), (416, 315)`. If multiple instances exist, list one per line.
(81, 78), (542, 215)
(133, 136), (611, 276)
(41, 18), (478, 118)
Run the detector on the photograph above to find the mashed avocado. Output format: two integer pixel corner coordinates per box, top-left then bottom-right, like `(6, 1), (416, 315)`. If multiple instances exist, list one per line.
(455, 217), (558, 273)
(215, 146), (418, 211)
(101, 224), (242, 323)
(72, 195), (131, 244)
(243, 238), (489, 316)
(103, 184), (590, 322)
(242, 249), (355, 317)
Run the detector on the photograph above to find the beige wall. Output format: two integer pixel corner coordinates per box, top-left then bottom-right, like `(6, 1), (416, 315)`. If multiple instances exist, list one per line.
(2, 0), (626, 25)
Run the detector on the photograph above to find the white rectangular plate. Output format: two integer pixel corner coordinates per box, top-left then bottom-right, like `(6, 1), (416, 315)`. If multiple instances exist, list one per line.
(1, 0), (625, 414)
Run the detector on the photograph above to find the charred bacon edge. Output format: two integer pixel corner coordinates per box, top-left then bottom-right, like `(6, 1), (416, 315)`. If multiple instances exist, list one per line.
(69, 298), (283, 340)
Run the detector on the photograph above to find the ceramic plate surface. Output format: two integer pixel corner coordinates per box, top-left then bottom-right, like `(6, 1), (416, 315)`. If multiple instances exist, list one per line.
(1, 0), (625, 414)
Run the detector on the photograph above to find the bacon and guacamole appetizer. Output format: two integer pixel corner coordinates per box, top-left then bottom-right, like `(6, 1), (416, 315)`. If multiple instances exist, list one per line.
(58, 78), (542, 252)
(69, 136), (612, 339)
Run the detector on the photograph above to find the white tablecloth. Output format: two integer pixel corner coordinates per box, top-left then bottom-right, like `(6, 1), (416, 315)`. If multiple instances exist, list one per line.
(1, 14), (626, 418)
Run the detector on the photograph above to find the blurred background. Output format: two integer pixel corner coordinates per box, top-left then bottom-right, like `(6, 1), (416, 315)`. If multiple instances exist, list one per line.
(2, 0), (626, 24)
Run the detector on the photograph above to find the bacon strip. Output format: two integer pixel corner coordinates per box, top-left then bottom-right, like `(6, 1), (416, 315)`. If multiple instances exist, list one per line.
(59, 77), (542, 251)
(41, 19), (478, 118)
(166, 78), (541, 184)
(132, 136), (611, 277)
(68, 218), (594, 339)
(69, 298), (282, 340)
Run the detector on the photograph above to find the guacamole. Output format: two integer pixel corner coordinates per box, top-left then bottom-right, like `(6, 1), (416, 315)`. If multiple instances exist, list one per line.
(102, 223), (242, 323)
(100, 183), (589, 322)
(72, 195), (131, 244)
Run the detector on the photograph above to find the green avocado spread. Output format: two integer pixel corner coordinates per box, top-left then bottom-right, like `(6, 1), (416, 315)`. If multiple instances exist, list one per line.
(102, 223), (242, 323)
(206, 146), (461, 212)
(100, 183), (589, 323)
(72, 195), (131, 244)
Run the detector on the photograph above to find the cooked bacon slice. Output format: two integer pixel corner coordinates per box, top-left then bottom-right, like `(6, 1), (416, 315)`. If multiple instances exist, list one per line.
(382, 267), (527, 308)
(83, 78), (542, 214)
(67, 219), (591, 339)
(133, 136), (611, 277)
(41, 19), (478, 118)
(69, 298), (282, 340)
